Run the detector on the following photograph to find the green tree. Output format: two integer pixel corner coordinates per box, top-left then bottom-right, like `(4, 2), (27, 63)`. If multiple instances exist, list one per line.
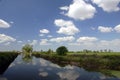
(22, 44), (33, 62)
(56, 46), (68, 55)
(47, 49), (53, 54)
(22, 44), (33, 53)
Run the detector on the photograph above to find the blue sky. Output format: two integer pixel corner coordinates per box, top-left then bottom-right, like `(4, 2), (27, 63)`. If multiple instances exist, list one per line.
(0, 0), (120, 51)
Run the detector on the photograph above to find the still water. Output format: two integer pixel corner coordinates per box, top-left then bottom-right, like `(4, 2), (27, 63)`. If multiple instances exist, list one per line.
(0, 55), (120, 80)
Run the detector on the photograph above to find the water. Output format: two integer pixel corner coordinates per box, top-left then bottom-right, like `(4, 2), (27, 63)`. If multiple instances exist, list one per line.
(0, 55), (120, 80)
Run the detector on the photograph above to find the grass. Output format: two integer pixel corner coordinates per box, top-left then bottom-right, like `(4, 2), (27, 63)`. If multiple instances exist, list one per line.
(110, 70), (120, 78)
(68, 52), (120, 56)
(0, 51), (18, 74)
(33, 51), (120, 78)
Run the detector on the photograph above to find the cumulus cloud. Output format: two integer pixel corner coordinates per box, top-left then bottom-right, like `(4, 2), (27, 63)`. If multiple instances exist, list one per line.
(98, 26), (113, 33)
(40, 29), (49, 34)
(0, 19), (10, 28)
(97, 39), (120, 50)
(50, 36), (75, 43)
(77, 36), (98, 43)
(60, 6), (69, 11)
(92, 0), (120, 12)
(54, 19), (80, 35)
(40, 39), (51, 45)
(114, 24), (120, 33)
(60, 0), (96, 20)
(0, 34), (16, 43)
(69, 36), (98, 47)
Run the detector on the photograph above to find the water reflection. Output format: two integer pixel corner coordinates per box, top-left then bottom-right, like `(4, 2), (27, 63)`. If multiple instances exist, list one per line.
(22, 55), (32, 63)
(0, 55), (120, 80)
(22, 52), (32, 63)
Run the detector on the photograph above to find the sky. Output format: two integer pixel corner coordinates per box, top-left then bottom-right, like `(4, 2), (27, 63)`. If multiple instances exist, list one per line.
(0, 0), (120, 51)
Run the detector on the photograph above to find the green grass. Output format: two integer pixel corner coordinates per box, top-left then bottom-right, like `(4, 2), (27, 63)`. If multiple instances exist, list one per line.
(33, 51), (120, 70)
(67, 52), (120, 56)
(110, 70), (120, 78)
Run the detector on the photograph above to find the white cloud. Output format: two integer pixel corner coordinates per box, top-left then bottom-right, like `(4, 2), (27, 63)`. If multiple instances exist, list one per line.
(77, 36), (98, 42)
(39, 34), (44, 37)
(60, 0), (96, 20)
(40, 39), (51, 45)
(114, 24), (120, 33)
(54, 19), (80, 35)
(40, 29), (49, 34)
(92, 0), (120, 12)
(60, 6), (69, 10)
(98, 26), (113, 33)
(0, 34), (16, 43)
(98, 39), (120, 49)
(30, 40), (38, 45)
(69, 38), (120, 51)
(99, 40), (110, 46)
(0, 19), (10, 28)
(50, 36), (75, 43)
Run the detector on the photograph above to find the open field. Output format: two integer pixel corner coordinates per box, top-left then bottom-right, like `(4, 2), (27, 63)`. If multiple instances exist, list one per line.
(68, 52), (120, 56)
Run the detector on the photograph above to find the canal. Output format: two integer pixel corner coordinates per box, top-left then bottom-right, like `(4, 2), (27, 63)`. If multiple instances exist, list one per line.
(0, 55), (120, 80)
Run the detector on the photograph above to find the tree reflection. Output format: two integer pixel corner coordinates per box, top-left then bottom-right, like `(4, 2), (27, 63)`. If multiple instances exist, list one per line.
(22, 44), (33, 62)
(22, 54), (33, 63)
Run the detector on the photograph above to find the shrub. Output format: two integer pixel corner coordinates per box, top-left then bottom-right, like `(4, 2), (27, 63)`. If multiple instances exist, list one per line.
(56, 46), (68, 56)
(22, 44), (33, 53)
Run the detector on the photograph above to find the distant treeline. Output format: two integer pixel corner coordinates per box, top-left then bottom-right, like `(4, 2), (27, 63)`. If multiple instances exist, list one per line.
(34, 49), (114, 54)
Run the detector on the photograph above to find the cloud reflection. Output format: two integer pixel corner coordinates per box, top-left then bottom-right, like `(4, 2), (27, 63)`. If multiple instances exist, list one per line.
(2, 55), (120, 80)
(57, 70), (80, 80)
(39, 72), (48, 77)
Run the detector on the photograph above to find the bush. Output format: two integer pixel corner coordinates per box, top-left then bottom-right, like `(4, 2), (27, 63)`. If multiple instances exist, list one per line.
(22, 44), (33, 53)
(56, 46), (68, 56)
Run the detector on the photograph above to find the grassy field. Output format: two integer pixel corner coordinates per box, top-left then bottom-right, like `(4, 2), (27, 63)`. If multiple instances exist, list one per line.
(33, 51), (120, 77)
(68, 52), (120, 55)
(110, 70), (120, 78)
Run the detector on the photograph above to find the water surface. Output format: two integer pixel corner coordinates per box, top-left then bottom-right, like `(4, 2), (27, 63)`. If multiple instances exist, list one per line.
(0, 55), (120, 80)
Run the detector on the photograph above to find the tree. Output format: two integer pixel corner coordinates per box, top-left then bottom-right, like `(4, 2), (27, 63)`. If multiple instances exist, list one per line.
(22, 44), (33, 62)
(56, 46), (68, 55)
(47, 49), (53, 54)
(22, 44), (33, 53)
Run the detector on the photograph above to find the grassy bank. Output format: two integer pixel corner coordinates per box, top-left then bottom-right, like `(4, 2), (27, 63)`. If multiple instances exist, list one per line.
(33, 52), (120, 70)
(0, 52), (18, 74)
(33, 52), (120, 77)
